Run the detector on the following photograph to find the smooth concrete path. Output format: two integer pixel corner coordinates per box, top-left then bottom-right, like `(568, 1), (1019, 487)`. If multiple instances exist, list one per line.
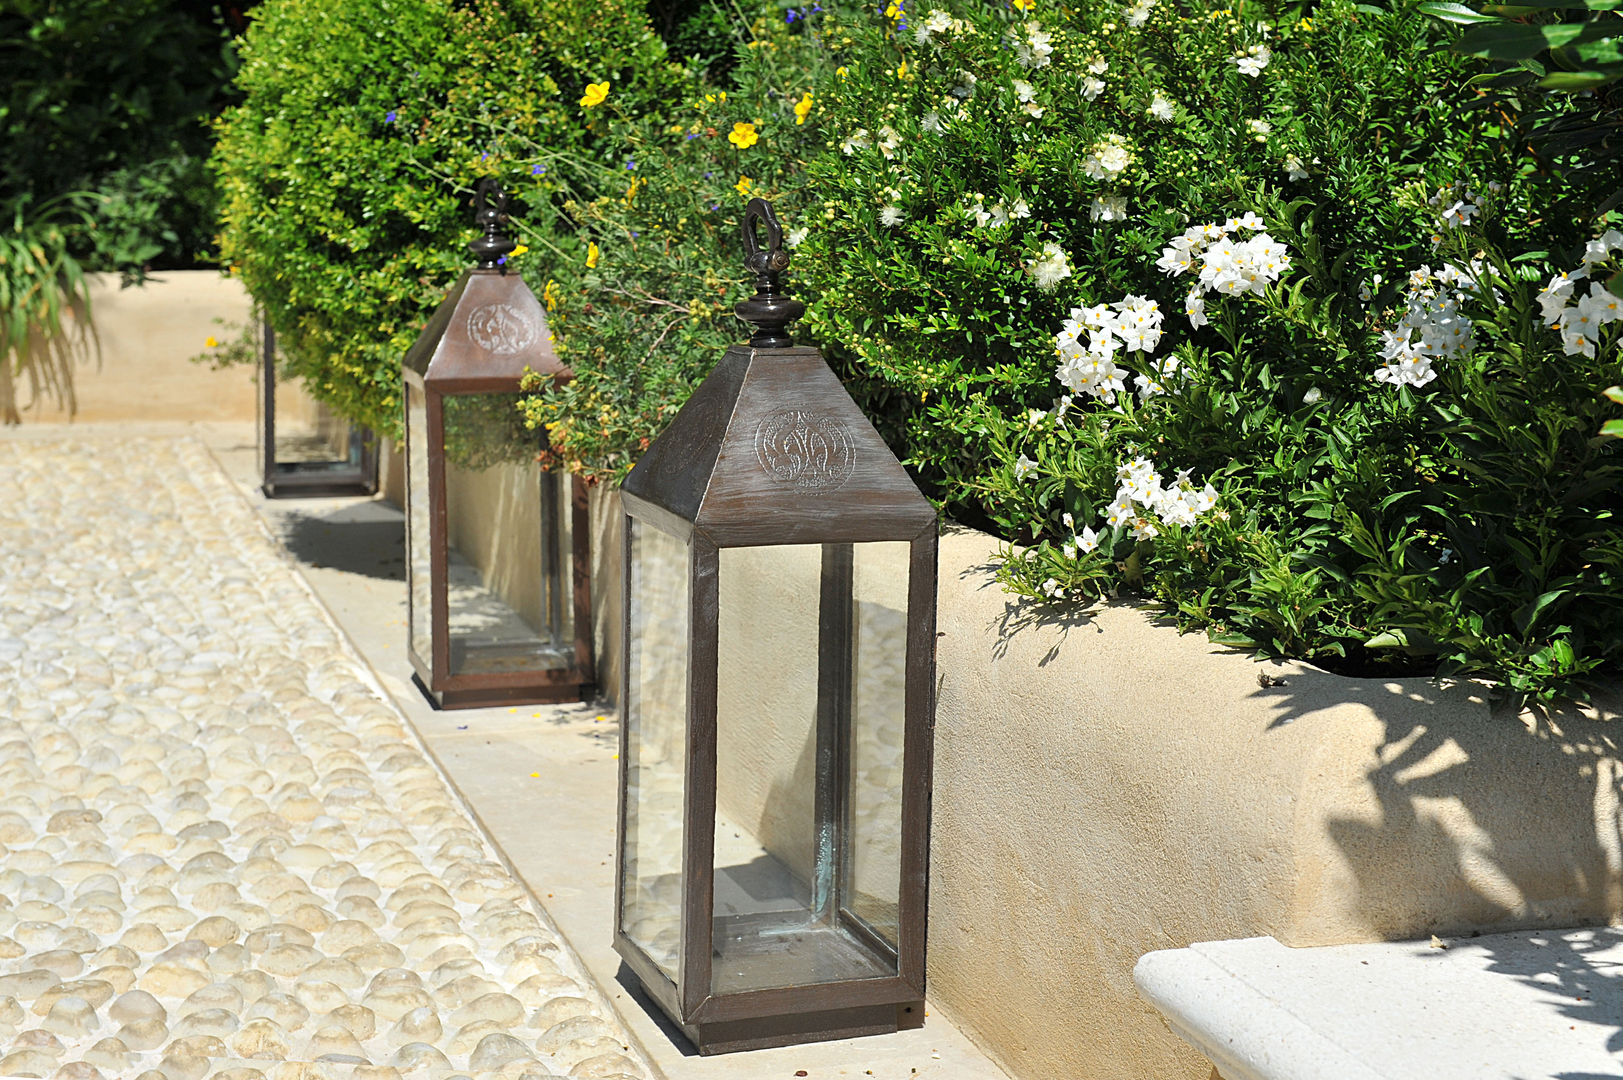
(1137, 931), (1623, 1079)
(150, 422), (1008, 1080)
(0, 429), (648, 1080)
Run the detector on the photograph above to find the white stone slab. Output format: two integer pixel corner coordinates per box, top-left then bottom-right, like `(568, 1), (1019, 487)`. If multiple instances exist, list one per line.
(1136, 930), (1623, 1079)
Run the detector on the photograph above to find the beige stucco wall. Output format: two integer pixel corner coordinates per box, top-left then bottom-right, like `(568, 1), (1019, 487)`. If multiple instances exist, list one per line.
(927, 526), (1623, 1080)
(588, 510), (1623, 1080)
(17, 271), (254, 424)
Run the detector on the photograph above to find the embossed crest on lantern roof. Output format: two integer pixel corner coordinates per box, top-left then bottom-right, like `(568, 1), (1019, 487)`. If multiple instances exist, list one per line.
(622, 200), (933, 547)
(403, 179), (571, 393)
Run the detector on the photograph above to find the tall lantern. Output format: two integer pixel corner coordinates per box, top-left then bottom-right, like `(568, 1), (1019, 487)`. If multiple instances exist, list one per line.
(258, 321), (379, 498)
(614, 199), (938, 1053)
(400, 179), (592, 709)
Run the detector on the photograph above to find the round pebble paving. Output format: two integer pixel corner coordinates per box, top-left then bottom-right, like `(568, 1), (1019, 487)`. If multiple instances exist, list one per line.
(0, 437), (650, 1080)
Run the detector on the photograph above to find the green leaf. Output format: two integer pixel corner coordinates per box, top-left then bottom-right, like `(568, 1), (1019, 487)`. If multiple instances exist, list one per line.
(1513, 588), (1568, 636)
(1420, 0), (1500, 21)
(1365, 630), (1410, 649)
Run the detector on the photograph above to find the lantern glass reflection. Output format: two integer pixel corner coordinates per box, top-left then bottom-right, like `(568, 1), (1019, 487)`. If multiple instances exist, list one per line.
(622, 519), (691, 979)
(710, 540), (908, 996)
(439, 394), (573, 677)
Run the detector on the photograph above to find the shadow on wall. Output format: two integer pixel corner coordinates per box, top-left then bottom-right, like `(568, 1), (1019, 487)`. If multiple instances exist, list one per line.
(1259, 673), (1623, 940)
(1260, 671), (1623, 1060)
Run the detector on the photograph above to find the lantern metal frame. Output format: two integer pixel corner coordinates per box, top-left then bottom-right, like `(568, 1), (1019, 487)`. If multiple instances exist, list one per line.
(259, 322), (379, 498)
(401, 180), (593, 710)
(613, 199), (938, 1054)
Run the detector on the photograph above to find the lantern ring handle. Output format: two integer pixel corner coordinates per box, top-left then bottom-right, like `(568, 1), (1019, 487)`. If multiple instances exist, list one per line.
(474, 177), (509, 222)
(741, 198), (791, 275)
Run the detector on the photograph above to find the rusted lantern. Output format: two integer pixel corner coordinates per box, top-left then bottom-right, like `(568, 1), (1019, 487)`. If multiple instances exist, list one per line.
(400, 179), (592, 709)
(259, 321), (378, 498)
(614, 199), (938, 1054)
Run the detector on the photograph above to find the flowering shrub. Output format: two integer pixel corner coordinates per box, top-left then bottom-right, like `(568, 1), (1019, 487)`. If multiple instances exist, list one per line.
(512, 4), (837, 483)
(212, 0), (677, 436)
(793, 0), (1623, 695)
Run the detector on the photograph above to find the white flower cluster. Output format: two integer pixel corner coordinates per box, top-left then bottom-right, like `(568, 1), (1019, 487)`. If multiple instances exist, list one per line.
(913, 8), (958, 44)
(1426, 179), (1497, 238)
(1124, 0), (1154, 27)
(1013, 21), (1054, 68)
(1154, 213), (1292, 327)
(839, 125), (898, 157)
(1082, 55), (1108, 101)
(1053, 296), (1179, 403)
(1102, 457), (1219, 541)
(1082, 134), (1133, 180)
(1537, 230), (1623, 359)
(1233, 44), (1270, 76)
(1027, 242), (1073, 291)
(1090, 195), (1129, 221)
(1012, 78), (1044, 118)
(1372, 263), (1481, 388)
(1148, 91), (1175, 122)
(966, 193), (1031, 228)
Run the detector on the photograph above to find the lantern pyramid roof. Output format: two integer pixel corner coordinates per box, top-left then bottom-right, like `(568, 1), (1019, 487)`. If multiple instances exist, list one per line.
(622, 343), (935, 547)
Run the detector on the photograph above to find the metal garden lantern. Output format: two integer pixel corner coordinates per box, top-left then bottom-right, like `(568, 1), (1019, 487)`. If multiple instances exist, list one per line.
(258, 322), (379, 498)
(614, 198), (938, 1054)
(400, 179), (592, 709)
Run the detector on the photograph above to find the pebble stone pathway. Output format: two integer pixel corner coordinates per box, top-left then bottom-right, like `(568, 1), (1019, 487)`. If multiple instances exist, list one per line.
(0, 437), (651, 1080)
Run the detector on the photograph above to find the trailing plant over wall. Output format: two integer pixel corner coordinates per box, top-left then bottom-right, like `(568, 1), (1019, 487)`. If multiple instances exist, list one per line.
(512, 2), (838, 483)
(787, 0), (1620, 697)
(211, 0), (679, 438)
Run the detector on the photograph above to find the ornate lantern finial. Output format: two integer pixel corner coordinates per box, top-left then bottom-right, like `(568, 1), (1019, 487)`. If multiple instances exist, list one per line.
(734, 198), (806, 349)
(469, 178), (517, 271)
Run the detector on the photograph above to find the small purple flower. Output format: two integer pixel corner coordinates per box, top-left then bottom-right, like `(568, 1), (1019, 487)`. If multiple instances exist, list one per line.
(631, 231), (639, 238)
(786, 9), (798, 21)
(685, 133), (698, 140)
(497, 255), (508, 265)
(384, 110), (398, 123)
(704, 171), (713, 179)
(710, 203), (721, 211)
(625, 159), (636, 170)
(532, 163), (546, 175)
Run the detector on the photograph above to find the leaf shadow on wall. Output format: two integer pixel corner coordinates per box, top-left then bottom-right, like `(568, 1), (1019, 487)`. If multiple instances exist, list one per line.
(1259, 670), (1623, 1063)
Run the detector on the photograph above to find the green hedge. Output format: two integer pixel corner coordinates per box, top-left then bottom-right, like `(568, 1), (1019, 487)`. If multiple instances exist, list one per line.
(212, 0), (679, 436)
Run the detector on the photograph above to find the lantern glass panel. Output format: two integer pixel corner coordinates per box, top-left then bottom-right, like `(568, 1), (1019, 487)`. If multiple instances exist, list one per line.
(441, 394), (574, 677)
(406, 382), (434, 665)
(273, 371), (361, 467)
(622, 518), (691, 979)
(710, 541), (907, 996)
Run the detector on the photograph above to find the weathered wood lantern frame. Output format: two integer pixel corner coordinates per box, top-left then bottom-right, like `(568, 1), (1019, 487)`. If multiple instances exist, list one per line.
(401, 179), (592, 709)
(614, 199), (938, 1053)
(258, 321), (379, 498)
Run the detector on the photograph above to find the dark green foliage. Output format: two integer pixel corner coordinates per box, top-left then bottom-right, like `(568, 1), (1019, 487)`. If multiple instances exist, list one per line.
(0, 0), (240, 274)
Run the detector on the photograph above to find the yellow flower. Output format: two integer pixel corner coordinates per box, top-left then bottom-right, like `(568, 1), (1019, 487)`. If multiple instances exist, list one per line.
(1012, 0), (1034, 10)
(586, 242), (600, 269)
(728, 122), (760, 149)
(579, 81), (609, 108)
(884, 0), (902, 17)
(836, 65), (848, 78)
(794, 91), (813, 125)
(511, 244), (529, 256)
(204, 336), (218, 348)
(896, 59), (908, 79)
(543, 279), (559, 311)
(735, 175), (753, 196)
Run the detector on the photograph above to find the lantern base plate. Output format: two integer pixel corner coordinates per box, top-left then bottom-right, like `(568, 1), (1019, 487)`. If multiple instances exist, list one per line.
(684, 1001), (923, 1055)
(412, 672), (592, 710)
